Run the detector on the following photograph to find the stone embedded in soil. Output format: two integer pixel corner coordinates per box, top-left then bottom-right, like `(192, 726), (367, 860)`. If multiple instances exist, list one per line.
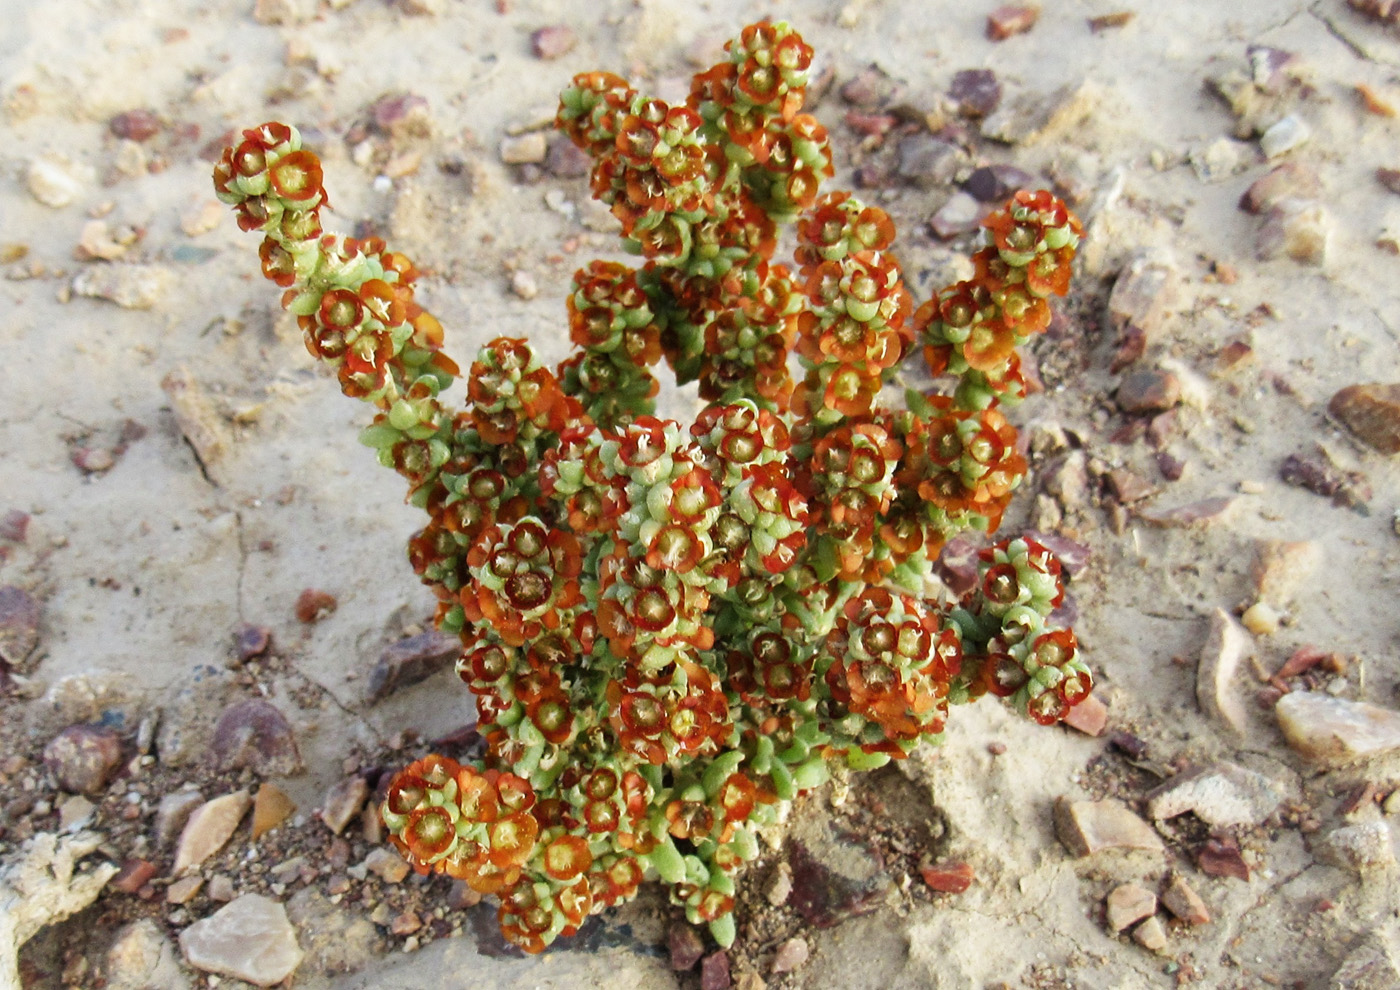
(1275, 692), (1400, 767)
(1240, 162), (1321, 213)
(294, 588), (337, 623)
(963, 163), (1032, 202)
(233, 623), (272, 662)
(1053, 798), (1164, 856)
(500, 131), (548, 165)
(1146, 762), (1284, 828)
(1260, 114), (1310, 158)
(179, 893), (303, 987)
(105, 918), (192, 990)
(155, 789), (205, 848)
(1196, 608), (1250, 735)
(700, 950), (731, 990)
(1116, 368), (1181, 415)
(787, 827), (892, 928)
(26, 155), (89, 207)
(207, 875), (235, 902)
(1108, 251), (1177, 339)
(1196, 835), (1250, 881)
(982, 80), (1097, 145)
(285, 887), (381, 977)
(929, 192), (987, 239)
(1329, 929), (1400, 989)
(0, 585), (40, 670)
(109, 109), (161, 142)
(1132, 914), (1169, 953)
(1379, 167), (1400, 196)
(1160, 875), (1210, 925)
(1318, 822), (1397, 872)
(771, 937), (810, 975)
(365, 630), (461, 702)
(1279, 450), (1370, 509)
(1062, 693), (1109, 736)
(545, 135), (591, 178)
(1329, 383), (1400, 455)
(173, 790), (252, 874)
(0, 509), (29, 542)
(167, 875), (203, 904)
(43, 724), (123, 794)
(841, 64), (903, 109)
(363, 847), (410, 884)
(669, 919), (705, 970)
(986, 5), (1039, 40)
(252, 782), (296, 840)
(1256, 199), (1328, 265)
(209, 699), (303, 776)
(948, 68), (1002, 118)
(320, 775), (370, 835)
(895, 133), (965, 188)
(110, 858), (158, 894)
(160, 368), (230, 484)
(1251, 539), (1321, 608)
(531, 25), (576, 59)
(72, 264), (171, 309)
(919, 861), (974, 893)
(1105, 884), (1156, 932)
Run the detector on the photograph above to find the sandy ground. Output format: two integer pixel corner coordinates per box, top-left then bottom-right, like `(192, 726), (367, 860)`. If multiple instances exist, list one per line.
(3, 0), (1400, 987)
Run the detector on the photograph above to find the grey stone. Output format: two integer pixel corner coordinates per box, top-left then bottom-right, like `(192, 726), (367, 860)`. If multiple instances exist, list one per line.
(179, 894), (303, 986)
(1108, 251), (1177, 338)
(0, 586), (39, 671)
(1276, 692), (1400, 767)
(895, 134), (966, 188)
(105, 918), (192, 990)
(500, 132), (547, 165)
(285, 888), (381, 976)
(928, 192), (986, 239)
(362, 847), (410, 884)
(26, 155), (89, 208)
(1318, 822), (1397, 872)
(365, 630), (461, 703)
(1146, 762), (1284, 827)
(154, 790), (204, 849)
(1260, 114), (1310, 158)
(1331, 928), (1400, 990)
(72, 264), (171, 309)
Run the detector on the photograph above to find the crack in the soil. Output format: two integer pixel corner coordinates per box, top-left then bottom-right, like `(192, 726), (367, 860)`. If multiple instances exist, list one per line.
(1309, 3), (1386, 62)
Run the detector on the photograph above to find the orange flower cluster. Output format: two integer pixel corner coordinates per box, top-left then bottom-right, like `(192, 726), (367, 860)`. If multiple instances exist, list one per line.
(217, 20), (1095, 958)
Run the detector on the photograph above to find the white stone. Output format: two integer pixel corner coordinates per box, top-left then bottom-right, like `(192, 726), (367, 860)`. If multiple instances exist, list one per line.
(26, 155), (89, 208)
(106, 918), (192, 990)
(1260, 114), (1310, 158)
(1197, 608), (1250, 734)
(1319, 822), (1397, 873)
(1276, 692), (1400, 767)
(179, 894), (303, 987)
(71, 264), (172, 310)
(1146, 762), (1284, 828)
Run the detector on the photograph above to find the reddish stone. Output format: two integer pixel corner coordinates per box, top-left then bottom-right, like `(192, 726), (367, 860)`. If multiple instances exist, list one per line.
(1279, 451), (1370, 509)
(365, 630), (462, 702)
(1088, 11), (1134, 31)
(1329, 383), (1400, 455)
(700, 951), (731, 990)
(948, 68), (1002, 118)
(668, 919), (705, 970)
(110, 109), (161, 142)
(920, 861), (974, 893)
(295, 588), (337, 623)
(110, 858), (158, 894)
(986, 6), (1039, 41)
(209, 699), (303, 775)
(1196, 835), (1250, 881)
(1116, 368), (1181, 415)
(1062, 693), (1109, 736)
(0, 511), (28, 542)
(43, 725), (123, 794)
(841, 64), (903, 109)
(1378, 167), (1400, 195)
(531, 25), (576, 60)
(1156, 452), (1185, 481)
(843, 111), (898, 139)
(234, 623), (272, 662)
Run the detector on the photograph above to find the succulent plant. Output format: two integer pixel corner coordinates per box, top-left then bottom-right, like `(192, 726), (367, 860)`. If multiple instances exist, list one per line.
(214, 20), (1091, 955)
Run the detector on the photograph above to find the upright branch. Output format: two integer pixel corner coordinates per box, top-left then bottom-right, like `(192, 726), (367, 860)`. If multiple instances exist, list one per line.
(214, 20), (1092, 955)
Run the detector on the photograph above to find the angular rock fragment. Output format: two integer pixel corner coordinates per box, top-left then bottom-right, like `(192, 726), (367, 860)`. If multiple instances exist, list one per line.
(669, 919), (704, 971)
(929, 192), (986, 239)
(963, 163), (1032, 202)
(1062, 692), (1108, 736)
(179, 894), (303, 987)
(1251, 539), (1321, 608)
(1279, 450), (1369, 509)
(0, 586), (40, 671)
(986, 6), (1039, 40)
(1276, 692), (1400, 767)
(365, 630), (461, 702)
(531, 25), (576, 60)
(1257, 199), (1328, 265)
(1318, 822), (1397, 872)
(252, 782), (295, 841)
(155, 790), (204, 848)
(363, 847), (410, 885)
(787, 823), (891, 927)
(72, 264), (171, 309)
(1329, 928), (1400, 990)
(209, 699), (303, 776)
(160, 368), (230, 484)
(1108, 251), (1176, 339)
(700, 951), (731, 990)
(1160, 875), (1210, 925)
(1132, 914), (1169, 953)
(294, 588), (337, 623)
(1146, 762), (1284, 828)
(1196, 835), (1249, 881)
(919, 861), (974, 893)
(500, 132), (548, 165)
(173, 791), (252, 874)
(320, 776), (369, 835)
(1137, 496), (1235, 528)
(982, 80), (1097, 146)
(1054, 798), (1164, 856)
(896, 134), (965, 188)
(771, 936), (809, 974)
(1196, 608), (1250, 734)
(1116, 368), (1181, 415)
(43, 724), (123, 794)
(26, 155), (89, 208)
(1105, 883), (1156, 932)
(1329, 384), (1400, 455)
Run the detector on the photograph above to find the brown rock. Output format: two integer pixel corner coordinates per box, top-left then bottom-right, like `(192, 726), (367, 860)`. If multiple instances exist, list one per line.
(771, 937), (809, 975)
(295, 589), (337, 623)
(210, 699), (302, 776)
(531, 25), (576, 60)
(173, 790), (252, 874)
(366, 630), (462, 703)
(1196, 608), (1250, 734)
(544, 135), (591, 179)
(701, 951), (732, 990)
(166, 875), (203, 904)
(252, 782), (296, 840)
(1105, 883), (1156, 932)
(389, 910), (421, 936)
(1257, 199), (1328, 265)
(1160, 875), (1210, 925)
(1137, 496), (1236, 527)
(1240, 162), (1321, 213)
(982, 80), (1097, 145)
(0, 585), (41, 669)
(320, 776), (369, 835)
(963, 163), (1033, 202)
(1108, 251), (1177, 339)
(1116, 368), (1181, 415)
(43, 724), (123, 794)
(840, 65), (904, 109)
(155, 789), (204, 848)
(110, 858), (158, 894)
(1106, 468), (1154, 504)
(110, 110), (161, 142)
(1053, 798), (1164, 856)
(987, 5), (1039, 40)
(1329, 384), (1400, 455)
(1279, 450), (1370, 509)
(1132, 914), (1169, 953)
(0, 510), (29, 542)
(919, 861), (974, 893)
(669, 920), (705, 971)
(1196, 834), (1250, 881)
(948, 69), (1002, 118)
(233, 624), (272, 663)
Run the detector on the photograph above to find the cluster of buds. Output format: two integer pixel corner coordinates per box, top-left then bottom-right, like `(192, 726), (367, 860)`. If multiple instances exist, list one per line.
(217, 20), (1093, 956)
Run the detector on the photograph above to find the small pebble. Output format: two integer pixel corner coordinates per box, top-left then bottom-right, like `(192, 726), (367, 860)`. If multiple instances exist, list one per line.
(1105, 884), (1156, 933)
(27, 155), (89, 208)
(531, 25), (576, 60)
(1329, 383), (1400, 455)
(770, 937), (809, 975)
(1259, 114), (1310, 158)
(1132, 915), (1169, 954)
(510, 270), (539, 300)
(1160, 875), (1210, 925)
(321, 776), (370, 835)
(295, 588), (337, 623)
(499, 132), (548, 165)
(986, 5), (1039, 41)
